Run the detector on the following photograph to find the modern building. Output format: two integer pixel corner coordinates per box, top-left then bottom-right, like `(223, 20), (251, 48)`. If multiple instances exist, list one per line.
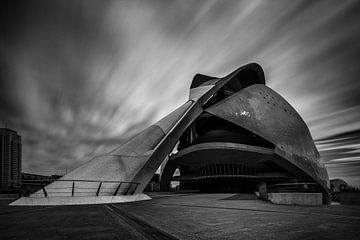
(0, 128), (22, 189)
(12, 63), (330, 206)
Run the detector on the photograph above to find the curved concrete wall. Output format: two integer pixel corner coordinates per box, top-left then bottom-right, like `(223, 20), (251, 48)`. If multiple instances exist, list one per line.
(206, 85), (329, 194)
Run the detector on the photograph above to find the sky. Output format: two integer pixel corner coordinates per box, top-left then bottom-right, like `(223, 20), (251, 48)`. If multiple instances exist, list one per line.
(1, 0), (360, 185)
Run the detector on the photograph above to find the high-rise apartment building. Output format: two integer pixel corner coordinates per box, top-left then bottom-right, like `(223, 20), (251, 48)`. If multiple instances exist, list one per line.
(0, 128), (22, 189)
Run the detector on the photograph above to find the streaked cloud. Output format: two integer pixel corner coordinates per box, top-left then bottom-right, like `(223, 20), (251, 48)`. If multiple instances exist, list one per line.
(1, 0), (359, 185)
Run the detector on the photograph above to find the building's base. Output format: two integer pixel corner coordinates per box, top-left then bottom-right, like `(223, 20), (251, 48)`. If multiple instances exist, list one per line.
(10, 194), (151, 206)
(268, 193), (322, 205)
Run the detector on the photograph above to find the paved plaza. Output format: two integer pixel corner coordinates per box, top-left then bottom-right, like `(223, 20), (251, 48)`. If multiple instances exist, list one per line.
(1, 193), (360, 239)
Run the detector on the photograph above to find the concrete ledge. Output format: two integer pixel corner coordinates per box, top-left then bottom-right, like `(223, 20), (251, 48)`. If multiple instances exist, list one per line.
(268, 193), (322, 205)
(9, 194), (151, 206)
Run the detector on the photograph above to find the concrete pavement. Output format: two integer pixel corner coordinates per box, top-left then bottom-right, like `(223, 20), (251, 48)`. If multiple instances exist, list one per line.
(1, 193), (360, 239)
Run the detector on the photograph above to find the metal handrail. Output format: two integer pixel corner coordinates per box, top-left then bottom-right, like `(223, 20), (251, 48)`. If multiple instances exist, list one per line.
(20, 179), (138, 183)
(19, 179), (140, 197)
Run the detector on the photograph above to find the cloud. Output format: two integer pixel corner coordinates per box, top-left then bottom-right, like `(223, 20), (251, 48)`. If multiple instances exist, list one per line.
(1, 0), (360, 185)
(316, 129), (360, 186)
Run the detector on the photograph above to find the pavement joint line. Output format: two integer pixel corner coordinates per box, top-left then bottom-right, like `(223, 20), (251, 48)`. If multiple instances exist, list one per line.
(104, 204), (179, 240)
(154, 203), (360, 220)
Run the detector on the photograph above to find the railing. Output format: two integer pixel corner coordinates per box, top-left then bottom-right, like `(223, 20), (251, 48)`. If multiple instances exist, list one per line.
(19, 179), (140, 198)
(267, 183), (321, 193)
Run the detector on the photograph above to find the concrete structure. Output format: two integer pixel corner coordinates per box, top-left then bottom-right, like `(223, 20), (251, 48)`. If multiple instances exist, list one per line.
(268, 193), (323, 205)
(11, 63), (330, 206)
(258, 182), (268, 200)
(0, 128), (21, 189)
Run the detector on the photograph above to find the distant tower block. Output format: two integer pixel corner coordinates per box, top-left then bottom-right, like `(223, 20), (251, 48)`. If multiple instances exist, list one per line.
(1, 128), (22, 189)
(11, 63), (330, 206)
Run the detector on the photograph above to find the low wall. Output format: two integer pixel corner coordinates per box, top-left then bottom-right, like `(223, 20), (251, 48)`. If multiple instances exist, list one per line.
(268, 193), (322, 205)
(10, 193), (151, 206)
(340, 192), (360, 205)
